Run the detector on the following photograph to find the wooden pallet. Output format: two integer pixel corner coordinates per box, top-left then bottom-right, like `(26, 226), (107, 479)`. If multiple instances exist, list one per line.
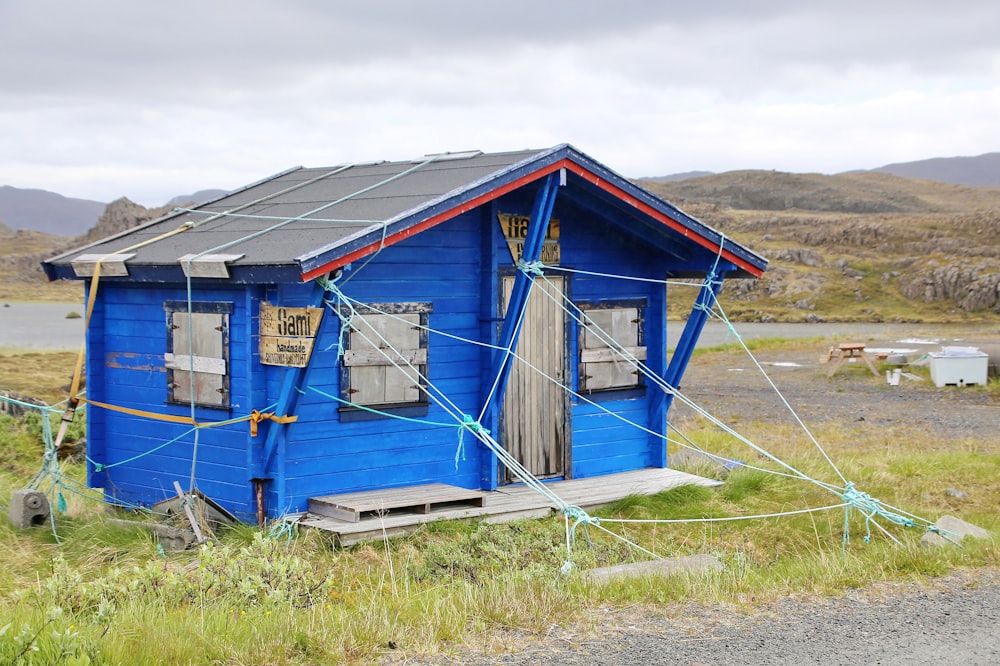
(299, 469), (722, 546)
(308, 483), (485, 523)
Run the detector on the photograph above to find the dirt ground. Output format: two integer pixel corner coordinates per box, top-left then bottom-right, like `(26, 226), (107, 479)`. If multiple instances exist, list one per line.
(675, 333), (1000, 448)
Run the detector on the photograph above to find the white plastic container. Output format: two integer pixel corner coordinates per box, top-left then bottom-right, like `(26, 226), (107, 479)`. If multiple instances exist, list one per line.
(928, 347), (988, 387)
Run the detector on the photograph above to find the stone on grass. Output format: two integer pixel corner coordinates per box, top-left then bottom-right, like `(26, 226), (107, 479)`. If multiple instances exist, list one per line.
(920, 515), (990, 548)
(583, 554), (723, 584)
(107, 518), (198, 551)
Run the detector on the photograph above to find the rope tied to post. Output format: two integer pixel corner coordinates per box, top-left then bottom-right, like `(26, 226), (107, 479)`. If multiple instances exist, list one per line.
(516, 259), (545, 276)
(457, 414), (490, 469)
(249, 410), (298, 437)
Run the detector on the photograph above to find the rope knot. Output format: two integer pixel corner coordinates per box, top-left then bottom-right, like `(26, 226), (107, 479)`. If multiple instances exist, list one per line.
(562, 505), (599, 543)
(249, 410), (298, 437)
(841, 482), (878, 513)
(516, 259), (545, 276)
(841, 481), (917, 545)
(461, 414), (490, 436)
(456, 415), (491, 470)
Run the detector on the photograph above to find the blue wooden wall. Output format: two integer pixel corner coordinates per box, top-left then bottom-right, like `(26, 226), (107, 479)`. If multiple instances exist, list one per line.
(556, 197), (669, 478)
(86, 282), (262, 521)
(86, 185), (694, 520)
(277, 209), (487, 513)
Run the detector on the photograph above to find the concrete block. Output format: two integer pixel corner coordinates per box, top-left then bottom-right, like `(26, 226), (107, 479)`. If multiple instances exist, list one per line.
(8, 489), (50, 529)
(920, 515), (990, 547)
(583, 554), (723, 583)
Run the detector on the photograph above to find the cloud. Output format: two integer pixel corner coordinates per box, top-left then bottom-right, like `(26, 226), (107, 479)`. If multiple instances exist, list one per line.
(1, 1), (999, 205)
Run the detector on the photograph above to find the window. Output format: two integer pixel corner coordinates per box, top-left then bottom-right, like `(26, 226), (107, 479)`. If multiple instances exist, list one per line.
(578, 302), (646, 392)
(340, 303), (431, 409)
(164, 301), (232, 409)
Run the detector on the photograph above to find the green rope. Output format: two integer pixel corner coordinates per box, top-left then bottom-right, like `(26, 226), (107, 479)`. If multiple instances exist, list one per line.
(457, 415), (489, 470)
(268, 515), (301, 544)
(516, 259), (545, 276)
(841, 482), (918, 546)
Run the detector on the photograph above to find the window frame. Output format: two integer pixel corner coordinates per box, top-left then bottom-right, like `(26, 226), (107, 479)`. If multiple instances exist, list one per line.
(576, 298), (647, 396)
(163, 300), (233, 410)
(338, 302), (433, 420)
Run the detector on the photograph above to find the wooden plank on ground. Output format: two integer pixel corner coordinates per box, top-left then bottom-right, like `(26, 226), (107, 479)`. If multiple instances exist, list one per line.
(308, 483), (485, 523)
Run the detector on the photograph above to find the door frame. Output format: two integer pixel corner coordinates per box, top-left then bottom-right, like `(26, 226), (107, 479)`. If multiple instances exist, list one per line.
(497, 269), (572, 485)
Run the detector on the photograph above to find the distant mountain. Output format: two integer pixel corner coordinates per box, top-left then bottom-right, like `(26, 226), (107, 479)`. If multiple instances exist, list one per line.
(0, 186), (230, 238)
(638, 170), (1000, 215)
(869, 152), (1000, 187)
(647, 152), (1000, 188)
(165, 189), (228, 207)
(642, 170), (714, 183)
(0, 186), (106, 236)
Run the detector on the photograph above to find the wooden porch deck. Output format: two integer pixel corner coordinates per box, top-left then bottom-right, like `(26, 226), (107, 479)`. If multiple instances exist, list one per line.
(296, 468), (723, 546)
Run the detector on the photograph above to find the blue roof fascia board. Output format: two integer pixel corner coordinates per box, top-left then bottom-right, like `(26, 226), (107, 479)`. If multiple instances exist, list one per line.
(295, 146), (570, 276)
(45, 263), (302, 285)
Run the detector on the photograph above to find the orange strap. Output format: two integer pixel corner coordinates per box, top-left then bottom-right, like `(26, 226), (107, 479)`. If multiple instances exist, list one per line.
(249, 410), (298, 437)
(79, 398), (201, 426)
(80, 398), (296, 436)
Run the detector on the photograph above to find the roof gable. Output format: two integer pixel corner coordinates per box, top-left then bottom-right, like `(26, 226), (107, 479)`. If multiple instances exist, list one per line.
(43, 145), (766, 283)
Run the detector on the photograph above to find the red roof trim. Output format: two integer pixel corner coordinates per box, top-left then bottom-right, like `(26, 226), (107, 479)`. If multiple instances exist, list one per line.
(300, 157), (762, 282)
(300, 162), (564, 282)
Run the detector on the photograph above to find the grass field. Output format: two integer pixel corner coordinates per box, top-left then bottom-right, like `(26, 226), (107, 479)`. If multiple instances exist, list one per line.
(1, 345), (997, 664)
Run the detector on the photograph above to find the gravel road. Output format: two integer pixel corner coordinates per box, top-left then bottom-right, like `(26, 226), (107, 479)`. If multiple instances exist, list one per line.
(409, 329), (1000, 666)
(449, 571), (1000, 665)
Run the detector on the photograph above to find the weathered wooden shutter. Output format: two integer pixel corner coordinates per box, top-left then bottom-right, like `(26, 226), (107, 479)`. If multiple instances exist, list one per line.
(344, 313), (426, 406)
(580, 308), (646, 391)
(165, 311), (229, 407)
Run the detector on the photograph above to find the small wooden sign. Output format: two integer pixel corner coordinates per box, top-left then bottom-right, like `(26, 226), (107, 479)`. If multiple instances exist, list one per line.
(499, 212), (560, 264)
(259, 302), (324, 367)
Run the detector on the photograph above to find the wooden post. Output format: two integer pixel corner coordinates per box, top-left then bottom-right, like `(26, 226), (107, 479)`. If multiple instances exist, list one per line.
(173, 481), (205, 544)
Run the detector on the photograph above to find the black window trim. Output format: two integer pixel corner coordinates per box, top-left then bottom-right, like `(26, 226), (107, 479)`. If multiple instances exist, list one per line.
(575, 297), (647, 397)
(163, 300), (234, 411)
(337, 301), (433, 420)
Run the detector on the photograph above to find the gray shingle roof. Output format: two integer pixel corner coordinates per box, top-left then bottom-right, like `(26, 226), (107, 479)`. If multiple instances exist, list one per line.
(43, 145), (766, 283)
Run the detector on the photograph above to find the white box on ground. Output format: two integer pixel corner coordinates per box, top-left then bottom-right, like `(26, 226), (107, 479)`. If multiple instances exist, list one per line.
(928, 347), (988, 387)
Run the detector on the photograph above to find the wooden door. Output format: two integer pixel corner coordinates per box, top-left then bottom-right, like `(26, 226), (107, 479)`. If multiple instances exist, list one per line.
(501, 276), (566, 483)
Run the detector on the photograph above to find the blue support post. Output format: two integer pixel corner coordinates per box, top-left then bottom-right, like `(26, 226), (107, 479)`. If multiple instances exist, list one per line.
(479, 173), (560, 488)
(251, 280), (329, 494)
(662, 271), (727, 410)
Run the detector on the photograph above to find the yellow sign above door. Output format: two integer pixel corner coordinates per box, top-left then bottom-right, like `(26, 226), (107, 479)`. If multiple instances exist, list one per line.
(498, 213), (560, 264)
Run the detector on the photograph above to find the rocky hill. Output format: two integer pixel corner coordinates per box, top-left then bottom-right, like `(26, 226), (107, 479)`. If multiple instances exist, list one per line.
(0, 198), (172, 302)
(640, 172), (1000, 322)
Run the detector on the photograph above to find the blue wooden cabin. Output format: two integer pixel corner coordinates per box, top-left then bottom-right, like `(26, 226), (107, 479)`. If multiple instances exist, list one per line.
(43, 145), (766, 523)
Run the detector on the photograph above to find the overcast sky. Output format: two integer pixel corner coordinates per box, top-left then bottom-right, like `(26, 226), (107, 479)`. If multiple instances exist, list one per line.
(2, 1), (998, 207)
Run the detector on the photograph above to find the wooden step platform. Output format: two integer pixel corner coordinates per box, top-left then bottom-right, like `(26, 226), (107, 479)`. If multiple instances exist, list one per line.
(308, 483), (485, 523)
(298, 469), (722, 547)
